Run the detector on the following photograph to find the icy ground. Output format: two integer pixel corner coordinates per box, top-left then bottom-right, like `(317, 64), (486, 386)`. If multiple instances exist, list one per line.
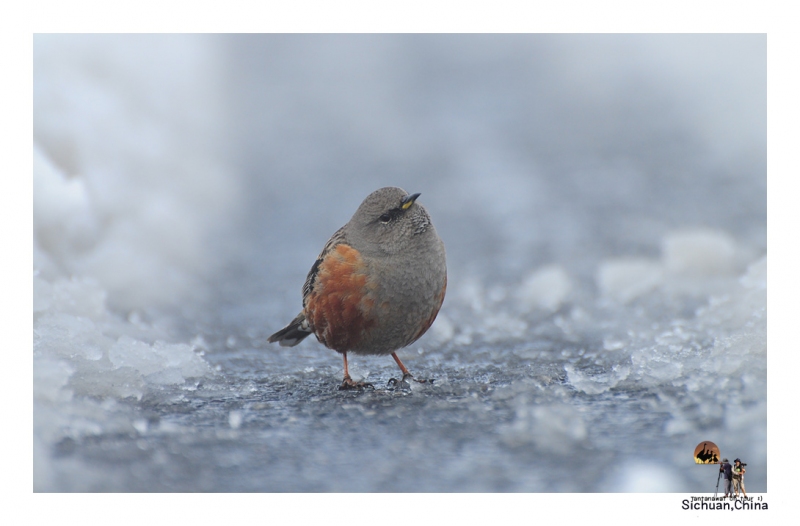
(33, 35), (766, 492)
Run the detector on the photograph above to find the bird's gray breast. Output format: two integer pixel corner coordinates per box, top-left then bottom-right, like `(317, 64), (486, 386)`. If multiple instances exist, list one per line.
(353, 232), (446, 355)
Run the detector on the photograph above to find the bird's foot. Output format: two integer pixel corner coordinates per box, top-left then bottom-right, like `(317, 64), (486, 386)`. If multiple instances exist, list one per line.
(339, 377), (374, 391)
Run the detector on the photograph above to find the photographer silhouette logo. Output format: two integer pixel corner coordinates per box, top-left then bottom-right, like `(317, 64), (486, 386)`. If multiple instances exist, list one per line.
(694, 441), (720, 464)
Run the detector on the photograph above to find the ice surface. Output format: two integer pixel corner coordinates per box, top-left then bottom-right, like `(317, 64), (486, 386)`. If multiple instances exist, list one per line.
(607, 462), (684, 492)
(502, 403), (588, 453)
(33, 34), (766, 493)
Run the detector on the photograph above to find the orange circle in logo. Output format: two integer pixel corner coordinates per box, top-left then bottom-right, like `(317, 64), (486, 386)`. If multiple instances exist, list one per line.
(694, 441), (721, 464)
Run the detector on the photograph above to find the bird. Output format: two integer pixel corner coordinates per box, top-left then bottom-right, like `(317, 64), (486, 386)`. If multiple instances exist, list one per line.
(268, 187), (447, 390)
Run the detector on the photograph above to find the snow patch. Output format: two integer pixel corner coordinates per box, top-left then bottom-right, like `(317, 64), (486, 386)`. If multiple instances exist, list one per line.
(662, 228), (737, 276)
(597, 258), (664, 303)
(518, 264), (573, 311)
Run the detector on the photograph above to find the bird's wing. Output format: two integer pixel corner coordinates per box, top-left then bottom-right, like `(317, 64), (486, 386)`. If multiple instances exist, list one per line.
(302, 225), (348, 308)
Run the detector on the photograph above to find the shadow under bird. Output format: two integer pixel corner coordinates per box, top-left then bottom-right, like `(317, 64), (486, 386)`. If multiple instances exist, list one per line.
(268, 187), (447, 389)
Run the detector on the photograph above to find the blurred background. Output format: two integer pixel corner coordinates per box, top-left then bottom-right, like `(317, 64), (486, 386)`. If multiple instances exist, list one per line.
(33, 34), (766, 492)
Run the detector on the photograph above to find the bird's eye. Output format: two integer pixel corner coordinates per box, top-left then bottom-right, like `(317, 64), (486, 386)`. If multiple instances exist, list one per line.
(379, 213), (392, 223)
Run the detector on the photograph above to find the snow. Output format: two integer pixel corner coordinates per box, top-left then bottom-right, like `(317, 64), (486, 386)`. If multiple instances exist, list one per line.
(662, 229), (738, 275)
(33, 34), (239, 310)
(597, 258), (664, 303)
(33, 34), (766, 493)
(518, 265), (573, 311)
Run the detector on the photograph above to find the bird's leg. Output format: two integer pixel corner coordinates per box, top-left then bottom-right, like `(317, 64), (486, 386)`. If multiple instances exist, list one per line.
(339, 352), (373, 390)
(387, 352), (433, 387)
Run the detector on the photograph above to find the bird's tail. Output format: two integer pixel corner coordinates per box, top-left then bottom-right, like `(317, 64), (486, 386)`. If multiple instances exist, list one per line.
(267, 313), (313, 347)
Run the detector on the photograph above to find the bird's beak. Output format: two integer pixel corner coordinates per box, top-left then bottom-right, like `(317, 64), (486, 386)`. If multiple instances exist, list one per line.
(401, 192), (421, 210)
